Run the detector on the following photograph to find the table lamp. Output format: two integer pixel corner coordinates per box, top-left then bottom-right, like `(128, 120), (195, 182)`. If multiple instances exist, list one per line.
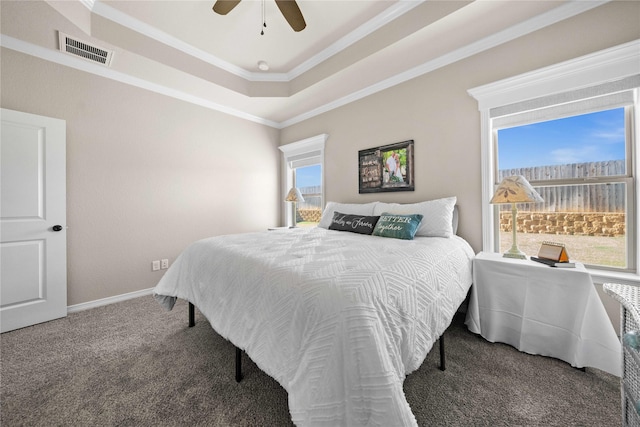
(285, 187), (305, 227)
(490, 175), (543, 259)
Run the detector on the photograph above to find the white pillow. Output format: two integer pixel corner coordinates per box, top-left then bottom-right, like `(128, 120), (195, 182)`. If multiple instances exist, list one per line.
(373, 196), (457, 237)
(318, 202), (378, 229)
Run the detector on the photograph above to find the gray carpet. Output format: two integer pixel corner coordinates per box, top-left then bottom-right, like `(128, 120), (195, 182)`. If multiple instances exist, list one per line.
(1, 296), (620, 426)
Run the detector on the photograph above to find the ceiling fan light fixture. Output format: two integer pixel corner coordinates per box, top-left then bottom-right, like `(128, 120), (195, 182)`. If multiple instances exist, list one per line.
(257, 60), (269, 71)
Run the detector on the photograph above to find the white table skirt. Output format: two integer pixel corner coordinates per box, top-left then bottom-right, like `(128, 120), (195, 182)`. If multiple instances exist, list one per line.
(465, 251), (621, 376)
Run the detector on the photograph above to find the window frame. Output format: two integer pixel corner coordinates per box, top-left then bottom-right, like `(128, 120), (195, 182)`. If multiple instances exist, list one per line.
(469, 40), (640, 285)
(493, 103), (635, 272)
(278, 134), (328, 227)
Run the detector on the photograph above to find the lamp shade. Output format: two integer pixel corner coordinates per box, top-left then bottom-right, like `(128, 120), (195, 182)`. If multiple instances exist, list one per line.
(490, 175), (543, 204)
(285, 187), (305, 203)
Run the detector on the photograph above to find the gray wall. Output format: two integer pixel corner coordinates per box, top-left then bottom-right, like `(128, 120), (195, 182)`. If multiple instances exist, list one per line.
(1, 1), (639, 310)
(279, 1), (640, 254)
(1, 49), (280, 306)
(278, 1), (640, 330)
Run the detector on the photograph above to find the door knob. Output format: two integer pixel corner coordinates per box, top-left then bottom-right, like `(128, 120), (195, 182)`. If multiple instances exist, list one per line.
(52, 225), (63, 232)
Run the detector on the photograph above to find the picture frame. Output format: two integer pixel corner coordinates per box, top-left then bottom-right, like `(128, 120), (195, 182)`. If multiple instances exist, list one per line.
(358, 140), (414, 193)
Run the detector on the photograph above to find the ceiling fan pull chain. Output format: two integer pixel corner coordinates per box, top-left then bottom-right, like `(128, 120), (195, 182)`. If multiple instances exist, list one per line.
(213, 0), (305, 33)
(261, 0), (266, 35)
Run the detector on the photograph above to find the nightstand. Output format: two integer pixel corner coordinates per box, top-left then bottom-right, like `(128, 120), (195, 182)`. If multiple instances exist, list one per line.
(465, 251), (620, 375)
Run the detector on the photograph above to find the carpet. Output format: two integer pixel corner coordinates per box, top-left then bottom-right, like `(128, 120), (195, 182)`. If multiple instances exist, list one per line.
(0, 296), (620, 426)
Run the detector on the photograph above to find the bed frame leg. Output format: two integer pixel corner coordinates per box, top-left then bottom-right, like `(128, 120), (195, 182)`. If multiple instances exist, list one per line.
(235, 346), (243, 382)
(188, 302), (195, 327)
(439, 334), (446, 371)
(186, 301), (243, 382)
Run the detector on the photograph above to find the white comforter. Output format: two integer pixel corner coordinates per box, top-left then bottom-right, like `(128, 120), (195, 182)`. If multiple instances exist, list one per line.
(154, 227), (474, 426)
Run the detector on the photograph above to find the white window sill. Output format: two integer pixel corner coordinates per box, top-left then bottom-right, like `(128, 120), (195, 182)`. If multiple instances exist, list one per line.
(588, 268), (640, 287)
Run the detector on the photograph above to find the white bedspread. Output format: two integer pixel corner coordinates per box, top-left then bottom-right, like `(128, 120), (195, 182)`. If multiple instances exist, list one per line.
(153, 227), (474, 426)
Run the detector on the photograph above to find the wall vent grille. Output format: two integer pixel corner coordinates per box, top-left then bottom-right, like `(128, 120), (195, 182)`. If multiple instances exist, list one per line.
(58, 32), (114, 66)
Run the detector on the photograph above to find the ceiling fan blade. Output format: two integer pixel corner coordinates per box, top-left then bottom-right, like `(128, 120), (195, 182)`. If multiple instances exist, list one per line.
(212, 0), (241, 15)
(274, 0), (306, 32)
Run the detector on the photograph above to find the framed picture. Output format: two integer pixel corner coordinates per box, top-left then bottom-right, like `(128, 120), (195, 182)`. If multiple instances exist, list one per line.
(358, 140), (414, 193)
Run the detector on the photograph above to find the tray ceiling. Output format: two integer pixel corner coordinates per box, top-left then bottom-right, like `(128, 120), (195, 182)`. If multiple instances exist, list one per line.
(0, 0), (605, 128)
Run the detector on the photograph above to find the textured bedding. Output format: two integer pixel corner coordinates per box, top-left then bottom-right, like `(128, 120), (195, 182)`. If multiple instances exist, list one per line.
(154, 227), (474, 426)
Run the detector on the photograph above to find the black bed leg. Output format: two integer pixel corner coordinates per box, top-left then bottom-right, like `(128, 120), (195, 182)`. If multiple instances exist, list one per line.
(235, 346), (243, 382)
(439, 334), (446, 371)
(188, 302), (195, 327)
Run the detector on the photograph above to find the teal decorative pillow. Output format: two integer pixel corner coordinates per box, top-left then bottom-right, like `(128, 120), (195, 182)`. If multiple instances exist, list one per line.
(372, 213), (424, 240)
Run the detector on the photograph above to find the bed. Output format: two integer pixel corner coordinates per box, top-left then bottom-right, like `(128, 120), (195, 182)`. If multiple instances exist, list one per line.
(153, 197), (474, 426)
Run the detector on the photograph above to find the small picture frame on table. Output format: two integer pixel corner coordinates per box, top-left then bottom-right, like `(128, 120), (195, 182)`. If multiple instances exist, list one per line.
(537, 241), (570, 262)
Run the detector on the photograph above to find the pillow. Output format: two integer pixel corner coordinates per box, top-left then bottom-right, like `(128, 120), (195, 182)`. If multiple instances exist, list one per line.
(328, 212), (380, 235)
(373, 197), (456, 238)
(372, 213), (424, 240)
(318, 202), (378, 229)
(452, 205), (459, 235)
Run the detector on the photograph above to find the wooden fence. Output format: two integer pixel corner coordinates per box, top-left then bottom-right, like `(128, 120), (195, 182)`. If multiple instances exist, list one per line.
(298, 185), (322, 211)
(295, 160), (627, 217)
(498, 160), (626, 213)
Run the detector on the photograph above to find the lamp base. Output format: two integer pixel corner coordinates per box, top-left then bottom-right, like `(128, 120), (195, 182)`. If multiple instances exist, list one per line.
(503, 249), (527, 259)
(503, 202), (526, 259)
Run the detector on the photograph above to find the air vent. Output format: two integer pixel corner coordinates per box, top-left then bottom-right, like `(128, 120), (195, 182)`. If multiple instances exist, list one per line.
(58, 31), (114, 66)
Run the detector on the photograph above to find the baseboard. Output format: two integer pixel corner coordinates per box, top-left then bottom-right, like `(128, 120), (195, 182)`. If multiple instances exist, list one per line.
(67, 287), (155, 313)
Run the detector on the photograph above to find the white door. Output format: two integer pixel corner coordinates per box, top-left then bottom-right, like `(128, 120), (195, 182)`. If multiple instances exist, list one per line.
(1, 108), (67, 333)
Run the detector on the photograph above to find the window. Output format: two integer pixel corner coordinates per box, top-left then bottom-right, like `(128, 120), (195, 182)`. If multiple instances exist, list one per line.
(495, 104), (633, 271)
(293, 164), (322, 227)
(469, 40), (640, 283)
(279, 134), (328, 227)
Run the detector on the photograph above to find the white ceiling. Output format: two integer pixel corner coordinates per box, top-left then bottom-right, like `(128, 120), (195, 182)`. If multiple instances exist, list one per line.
(103, 0), (398, 74)
(0, 0), (608, 128)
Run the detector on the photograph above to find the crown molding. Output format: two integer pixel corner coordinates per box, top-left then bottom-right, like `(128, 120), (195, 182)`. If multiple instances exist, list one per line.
(0, 35), (280, 128)
(87, 0), (263, 81)
(284, 0), (423, 81)
(4, 0), (615, 130)
(82, 0), (423, 83)
(78, 0), (95, 10)
(281, 0), (610, 128)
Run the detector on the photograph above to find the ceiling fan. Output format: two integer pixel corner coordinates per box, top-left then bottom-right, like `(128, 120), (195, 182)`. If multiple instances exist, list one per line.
(213, 0), (306, 32)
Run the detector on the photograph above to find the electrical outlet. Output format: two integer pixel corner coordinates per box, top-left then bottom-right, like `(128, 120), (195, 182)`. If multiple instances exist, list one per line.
(161, 259), (169, 269)
(152, 260), (160, 271)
